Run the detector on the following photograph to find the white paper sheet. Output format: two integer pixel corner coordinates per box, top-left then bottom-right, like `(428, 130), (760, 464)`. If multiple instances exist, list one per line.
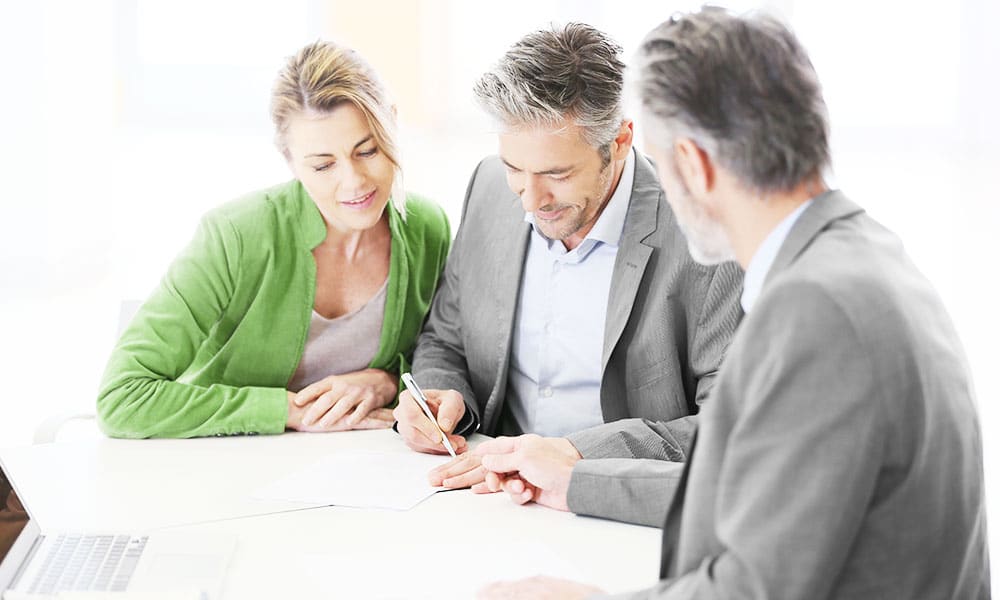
(251, 451), (452, 511)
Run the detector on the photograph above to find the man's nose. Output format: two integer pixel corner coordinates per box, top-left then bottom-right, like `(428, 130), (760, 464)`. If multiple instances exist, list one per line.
(520, 176), (548, 212)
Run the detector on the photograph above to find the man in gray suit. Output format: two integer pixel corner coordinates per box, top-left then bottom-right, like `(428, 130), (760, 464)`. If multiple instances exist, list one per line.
(392, 23), (743, 520)
(475, 8), (990, 599)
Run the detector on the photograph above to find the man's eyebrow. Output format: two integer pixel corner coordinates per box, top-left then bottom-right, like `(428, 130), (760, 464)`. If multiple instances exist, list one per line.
(534, 165), (573, 175)
(500, 158), (521, 171)
(500, 158), (572, 175)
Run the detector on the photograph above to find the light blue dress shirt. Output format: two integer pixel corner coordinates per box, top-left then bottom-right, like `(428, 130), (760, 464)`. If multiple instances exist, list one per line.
(506, 150), (636, 437)
(740, 198), (815, 313)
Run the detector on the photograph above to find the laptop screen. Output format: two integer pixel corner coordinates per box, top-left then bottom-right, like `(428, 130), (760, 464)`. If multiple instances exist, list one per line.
(0, 464), (30, 563)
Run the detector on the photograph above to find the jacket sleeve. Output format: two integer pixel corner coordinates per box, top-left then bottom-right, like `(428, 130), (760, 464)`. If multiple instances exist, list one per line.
(410, 162), (488, 436)
(563, 417), (691, 527)
(567, 458), (684, 527)
(96, 213), (287, 439)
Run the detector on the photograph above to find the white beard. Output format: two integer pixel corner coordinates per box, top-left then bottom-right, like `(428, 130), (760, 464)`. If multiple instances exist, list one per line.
(682, 220), (735, 265)
(673, 191), (735, 265)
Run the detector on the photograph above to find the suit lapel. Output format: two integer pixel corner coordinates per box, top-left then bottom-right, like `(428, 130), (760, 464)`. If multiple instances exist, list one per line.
(765, 190), (865, 285)
(603, 153), (661, 373)
(482, 194), (531, 434)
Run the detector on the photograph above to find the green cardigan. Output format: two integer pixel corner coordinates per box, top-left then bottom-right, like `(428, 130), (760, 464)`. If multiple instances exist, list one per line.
(97, 181), (450, 439)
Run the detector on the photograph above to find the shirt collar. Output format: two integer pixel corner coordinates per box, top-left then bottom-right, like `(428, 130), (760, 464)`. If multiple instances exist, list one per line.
(524, 148), (635, 257)
(740, 198), (814, 313)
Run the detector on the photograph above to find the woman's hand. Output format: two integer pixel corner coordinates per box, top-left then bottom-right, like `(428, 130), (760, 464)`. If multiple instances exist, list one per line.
(286, 369), (398, 432)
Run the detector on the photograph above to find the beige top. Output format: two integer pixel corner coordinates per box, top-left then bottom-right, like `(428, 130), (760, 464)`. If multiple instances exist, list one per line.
(287, 278), (388, 392)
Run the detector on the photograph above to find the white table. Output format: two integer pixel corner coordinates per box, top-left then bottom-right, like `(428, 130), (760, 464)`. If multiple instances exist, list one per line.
(1, 430), (661, 599)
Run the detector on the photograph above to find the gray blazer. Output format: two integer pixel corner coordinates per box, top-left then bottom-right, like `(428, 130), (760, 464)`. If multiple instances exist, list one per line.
(614, 191), (990, 598)
(412, 152), (743, 520)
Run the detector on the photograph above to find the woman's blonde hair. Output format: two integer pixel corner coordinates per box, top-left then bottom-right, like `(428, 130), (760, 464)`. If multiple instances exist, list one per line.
(271, 41), (406, 217)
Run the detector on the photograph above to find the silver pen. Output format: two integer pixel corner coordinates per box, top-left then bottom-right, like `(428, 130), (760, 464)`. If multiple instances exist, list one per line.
(400, 373), (457, 458)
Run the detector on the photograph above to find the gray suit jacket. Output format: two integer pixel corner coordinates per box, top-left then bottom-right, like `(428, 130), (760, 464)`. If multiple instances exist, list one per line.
(412, 152), (743, 523)
(614, 191), (990, 598)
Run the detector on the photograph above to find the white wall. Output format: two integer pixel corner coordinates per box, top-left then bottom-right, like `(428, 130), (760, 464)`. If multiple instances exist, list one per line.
(1, 0), (997, 587)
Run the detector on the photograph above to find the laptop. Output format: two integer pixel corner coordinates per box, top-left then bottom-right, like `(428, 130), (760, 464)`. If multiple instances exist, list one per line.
(0, 461), (235, 599)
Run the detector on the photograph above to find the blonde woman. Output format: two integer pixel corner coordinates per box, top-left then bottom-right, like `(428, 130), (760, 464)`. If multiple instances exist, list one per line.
(97, 42), (450, 438)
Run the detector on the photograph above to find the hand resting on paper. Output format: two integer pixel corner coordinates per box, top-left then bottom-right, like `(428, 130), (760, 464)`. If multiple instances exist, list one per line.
(428, 435), (581, 495)
(476, 435), (582, 511)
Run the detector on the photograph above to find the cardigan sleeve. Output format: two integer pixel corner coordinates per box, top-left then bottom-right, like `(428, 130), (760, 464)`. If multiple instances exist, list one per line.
(96, 213), (287, 439)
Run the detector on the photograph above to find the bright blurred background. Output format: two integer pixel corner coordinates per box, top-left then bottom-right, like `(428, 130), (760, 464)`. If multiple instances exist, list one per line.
(1, 0), (997, 586)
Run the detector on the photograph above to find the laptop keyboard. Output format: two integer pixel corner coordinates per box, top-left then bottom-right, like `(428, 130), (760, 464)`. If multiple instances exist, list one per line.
(28, 534), (148, 594)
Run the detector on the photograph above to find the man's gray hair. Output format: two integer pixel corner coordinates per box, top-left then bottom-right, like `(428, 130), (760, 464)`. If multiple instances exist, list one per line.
(636, 8), (831, 193)
(474, 23), (626, 163)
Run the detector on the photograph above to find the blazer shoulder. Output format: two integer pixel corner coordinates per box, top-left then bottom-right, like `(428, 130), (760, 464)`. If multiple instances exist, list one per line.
(449, 156), (523, 235)
(770, 214), (897, 308)
(471, 155), (506, 182)
(759, 242), (886, 347)
(465, 156), (513, 205)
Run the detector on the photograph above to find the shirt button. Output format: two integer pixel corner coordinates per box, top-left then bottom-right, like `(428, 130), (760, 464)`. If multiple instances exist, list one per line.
(541, 387), (553, 398)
